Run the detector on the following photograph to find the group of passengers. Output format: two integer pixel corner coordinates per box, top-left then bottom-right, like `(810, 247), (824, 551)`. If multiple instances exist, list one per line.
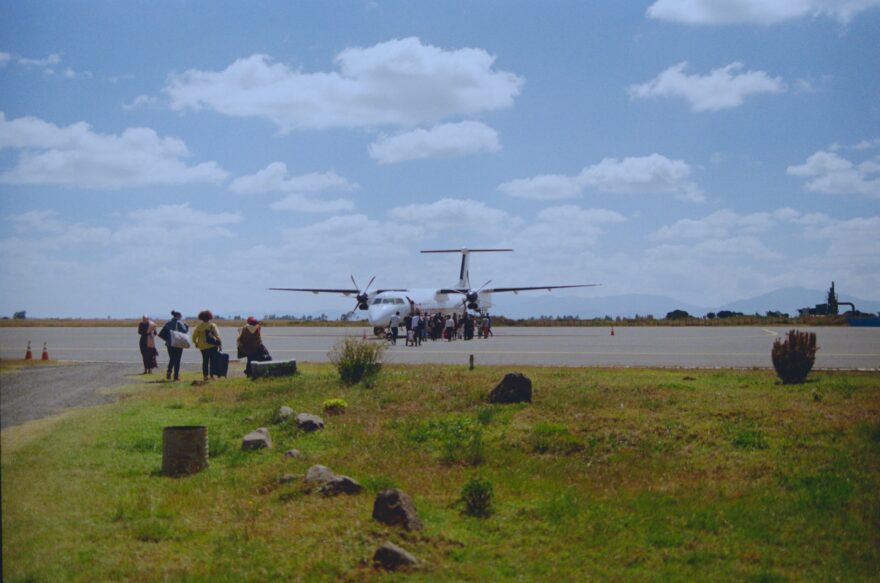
(137, 310), (270, 382)
(388, 311), (492, 346)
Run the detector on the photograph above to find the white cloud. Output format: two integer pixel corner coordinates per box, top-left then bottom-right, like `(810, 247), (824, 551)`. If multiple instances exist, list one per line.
(0, 52), (11, 67)
(515, 206), (628, 252)
(122, 94), (158, 111)
(269, 194), (355, 213)
(16, 53), (61, 67)
(388, 197), (522, 232)
(787, 149), (880, 196)
(281, 214), (420, 256)
(650, 209), (795, 240)
(229, 162), (356, 195)
(646, 0), (880, 25)
(164, 37), (524, 131)
(0, 112), (229, 188)
(628, 62), (785, 112)
(499, 154), (704, 202)
(229, 162), (357, 213)
(368, 121), (500, 164)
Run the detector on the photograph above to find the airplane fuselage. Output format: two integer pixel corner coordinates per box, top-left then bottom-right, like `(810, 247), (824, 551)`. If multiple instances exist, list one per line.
(364, 288), (493, 327)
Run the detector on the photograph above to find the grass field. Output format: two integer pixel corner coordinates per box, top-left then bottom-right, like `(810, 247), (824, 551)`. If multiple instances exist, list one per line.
(2, 364), (879, 582)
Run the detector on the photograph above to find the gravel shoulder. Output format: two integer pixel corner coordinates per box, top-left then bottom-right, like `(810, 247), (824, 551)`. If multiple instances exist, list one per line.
(0, 362), (196, 429)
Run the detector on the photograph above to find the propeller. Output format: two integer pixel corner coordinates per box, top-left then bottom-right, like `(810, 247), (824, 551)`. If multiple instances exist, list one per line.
(465, 280), (492, 311)
(344, 274), (376, 320)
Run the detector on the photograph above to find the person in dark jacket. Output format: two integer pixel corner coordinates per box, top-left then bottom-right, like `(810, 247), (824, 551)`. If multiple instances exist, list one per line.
(159, 310), (188, 381)
(137, 315), (158, 374)
(237, 316), (267, 377)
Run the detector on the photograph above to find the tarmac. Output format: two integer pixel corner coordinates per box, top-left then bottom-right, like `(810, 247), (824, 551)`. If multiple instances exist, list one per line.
(1, 325), (878, 369)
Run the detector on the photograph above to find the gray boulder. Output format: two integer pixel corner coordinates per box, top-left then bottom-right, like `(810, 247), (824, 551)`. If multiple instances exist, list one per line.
(241, 427), (272, 451)
(374, 542), (419, 570)
(277, 406), (294, 422)
(304, 464), (336, 485)
(487, 372), (532, 404)
(372, 489), (423, 531)
(319, 475), (364, 496)
(295, 413), (325, 432)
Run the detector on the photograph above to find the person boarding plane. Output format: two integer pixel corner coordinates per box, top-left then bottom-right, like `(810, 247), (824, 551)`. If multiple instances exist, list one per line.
(270, 249), (599, 337)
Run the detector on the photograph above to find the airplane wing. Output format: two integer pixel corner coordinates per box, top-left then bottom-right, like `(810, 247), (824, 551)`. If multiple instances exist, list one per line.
(438, 284), (600, 295)
(268, 287), (409, 295)
(268, 287), (359, 295)
(483, 284), (601, 294)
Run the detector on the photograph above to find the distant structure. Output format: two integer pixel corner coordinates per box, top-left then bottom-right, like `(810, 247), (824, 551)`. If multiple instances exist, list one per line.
(798, 282), (856, 316)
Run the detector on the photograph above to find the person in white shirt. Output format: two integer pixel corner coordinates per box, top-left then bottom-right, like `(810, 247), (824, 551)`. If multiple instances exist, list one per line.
(410, 313), (421, 347)
(389, 312), (401, 345)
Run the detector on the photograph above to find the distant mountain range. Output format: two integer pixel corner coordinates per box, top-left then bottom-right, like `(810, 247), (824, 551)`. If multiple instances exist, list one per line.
(488, 287), (880, 319)
(240, 286), (880, 321)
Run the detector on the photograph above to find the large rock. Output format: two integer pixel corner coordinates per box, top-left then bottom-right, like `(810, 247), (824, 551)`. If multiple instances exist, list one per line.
(374, 542), (419, 570)
(319, 475), (364, 496)
(304, 464), (336, 485)
(277, 406), (294, 422)
(487, 372), (533, 404)
(241, 427), (272, 451)
(372, 489), (423, 531)
(296, 413), (325, 432)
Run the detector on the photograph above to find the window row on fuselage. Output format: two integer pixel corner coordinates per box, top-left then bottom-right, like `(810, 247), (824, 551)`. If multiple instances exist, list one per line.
(372, 297), (406, 305)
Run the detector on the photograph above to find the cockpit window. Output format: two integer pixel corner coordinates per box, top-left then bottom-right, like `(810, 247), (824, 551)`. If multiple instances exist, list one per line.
(395, 298), (405, 305)
(372, 298), (382, 305)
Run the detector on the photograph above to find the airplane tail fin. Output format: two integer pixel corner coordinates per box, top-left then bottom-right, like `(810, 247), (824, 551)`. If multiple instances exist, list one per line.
(420, 248), (512, 291)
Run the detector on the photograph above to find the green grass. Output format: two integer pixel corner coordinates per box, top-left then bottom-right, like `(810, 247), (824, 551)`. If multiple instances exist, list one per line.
(2, 365), (879, 582)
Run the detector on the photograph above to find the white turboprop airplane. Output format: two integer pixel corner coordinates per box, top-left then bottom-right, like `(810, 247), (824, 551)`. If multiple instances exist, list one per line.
(270, 248), (599, 336)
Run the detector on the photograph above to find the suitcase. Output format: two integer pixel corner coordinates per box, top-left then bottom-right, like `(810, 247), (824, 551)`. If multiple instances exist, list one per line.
(211, 351), (230, 378)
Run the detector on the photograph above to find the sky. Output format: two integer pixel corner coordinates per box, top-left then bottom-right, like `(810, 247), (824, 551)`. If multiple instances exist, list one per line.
(0, 0), (878, 318)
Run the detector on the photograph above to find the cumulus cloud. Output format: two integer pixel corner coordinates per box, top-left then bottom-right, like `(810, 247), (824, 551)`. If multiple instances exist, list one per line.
(787, 149), (880, 196)
(0, 112), (228, 188)
(646, 0), (880, 25)
(368, 121), (500, 164)
(628, 62), (785, 112)
(515, 206), (628, 252)
(164, 37), (524, 131)
(499, 154), (704, 202)
(229, 162), (357, 213)
(229, 162), (356, 195)
(388, 197), (522, 232)
(1, 52), (90, 78)
(650, 208), (801, 240)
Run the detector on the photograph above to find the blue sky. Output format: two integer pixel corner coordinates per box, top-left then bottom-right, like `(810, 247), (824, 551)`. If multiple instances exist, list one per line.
(1, 1), (878, 317)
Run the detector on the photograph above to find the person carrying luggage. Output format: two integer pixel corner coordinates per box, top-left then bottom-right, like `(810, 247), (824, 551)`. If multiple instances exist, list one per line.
(192, 309), (223, 380)
(237, 316), (270, 377)
(158, 310), (188, 381)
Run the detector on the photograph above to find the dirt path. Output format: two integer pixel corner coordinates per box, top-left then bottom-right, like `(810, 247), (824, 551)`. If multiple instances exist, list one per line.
(0, 362), (195, 429)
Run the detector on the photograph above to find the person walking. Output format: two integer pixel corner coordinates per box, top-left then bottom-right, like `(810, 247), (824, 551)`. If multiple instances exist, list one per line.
(410, 312), (421, 347)
(237, 316), (268, 377)
(445, 314), (455, 341)
(389, 311), (401, 345)
(192, 310), (222, 380)
(137, 315), (158, 374)
(159, 310), (188, 381)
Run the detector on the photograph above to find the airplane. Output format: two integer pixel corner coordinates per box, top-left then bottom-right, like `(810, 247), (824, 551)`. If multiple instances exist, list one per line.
(270, 248), (599, 336)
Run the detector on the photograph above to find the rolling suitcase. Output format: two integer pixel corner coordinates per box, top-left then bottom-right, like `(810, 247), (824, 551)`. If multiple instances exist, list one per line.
(211, 351), (230, 378)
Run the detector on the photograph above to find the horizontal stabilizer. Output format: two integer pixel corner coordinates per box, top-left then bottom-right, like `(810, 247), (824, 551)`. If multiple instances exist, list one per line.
(421, 248), (513, 254)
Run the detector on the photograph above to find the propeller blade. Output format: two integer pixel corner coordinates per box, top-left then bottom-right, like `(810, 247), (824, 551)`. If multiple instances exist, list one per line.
(475, 280), (492, 293)
(363, 275), (376, 294)
(350, 274), (359, 290)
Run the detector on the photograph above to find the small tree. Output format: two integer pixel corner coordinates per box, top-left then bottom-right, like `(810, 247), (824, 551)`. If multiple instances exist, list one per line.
(12, 310), (26, 320)
(460, 477), (493, 517)
(771, 329), (818, 384)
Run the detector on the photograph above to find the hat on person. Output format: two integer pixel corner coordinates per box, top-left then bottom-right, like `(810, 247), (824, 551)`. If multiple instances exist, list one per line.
(247, 316), (259, 325)
(171, 310), (182, 318)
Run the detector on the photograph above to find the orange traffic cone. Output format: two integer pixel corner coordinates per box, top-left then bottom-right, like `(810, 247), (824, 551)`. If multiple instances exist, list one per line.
(610, 327), (615, 336)
(41, 342), (49, 360)
(25, 341), (33, 359)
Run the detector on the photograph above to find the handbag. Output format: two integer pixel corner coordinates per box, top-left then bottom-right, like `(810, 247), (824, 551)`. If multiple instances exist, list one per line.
(205, 327), (221, 348)
(169, 330), (191, 349)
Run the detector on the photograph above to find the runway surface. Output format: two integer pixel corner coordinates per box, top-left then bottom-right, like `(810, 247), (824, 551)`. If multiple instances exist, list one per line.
(1, 326), (878, 369)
